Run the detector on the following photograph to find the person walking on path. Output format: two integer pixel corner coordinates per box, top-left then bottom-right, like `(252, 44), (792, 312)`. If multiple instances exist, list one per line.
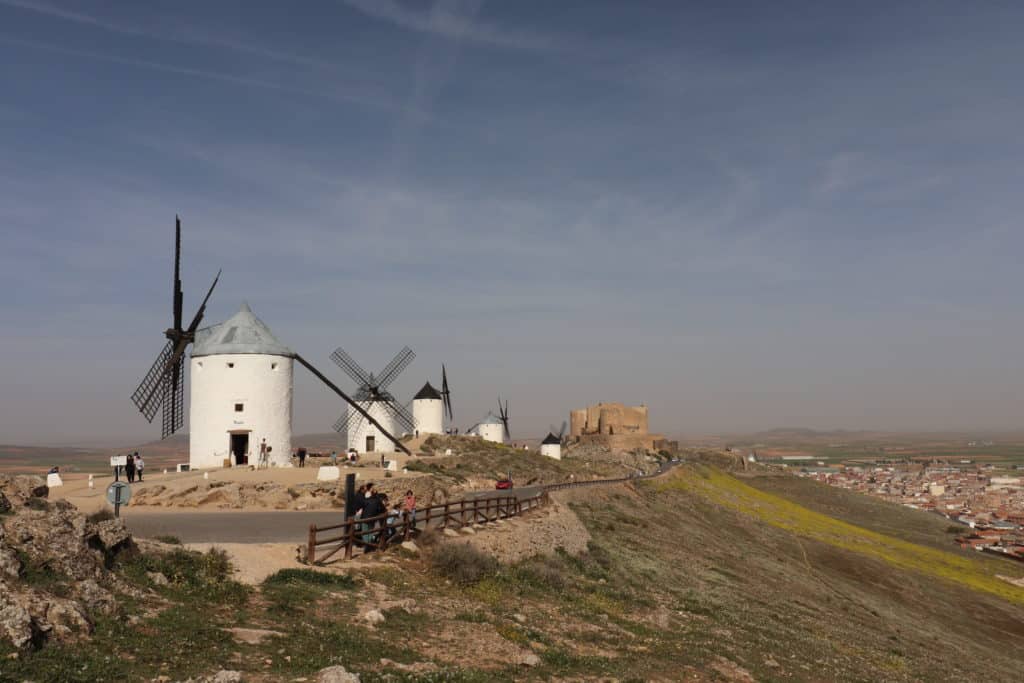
(125, 454), (136, 483)
(297, 448), (307, 468)
(134, 453), (145, 482)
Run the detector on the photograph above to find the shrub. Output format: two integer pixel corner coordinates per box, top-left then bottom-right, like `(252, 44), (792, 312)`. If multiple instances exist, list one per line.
(155, 535), (182, 545)
(87, 509), (115, 523)
(263, 568), (356, 588)
(429, 542), (498, 585)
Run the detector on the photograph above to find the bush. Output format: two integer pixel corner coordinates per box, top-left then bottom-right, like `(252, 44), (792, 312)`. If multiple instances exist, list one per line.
(155, 535), (182, 545)
(429, 542), (498, 585)
(263, 568), (356, 588)
(87, 509), (115, 523)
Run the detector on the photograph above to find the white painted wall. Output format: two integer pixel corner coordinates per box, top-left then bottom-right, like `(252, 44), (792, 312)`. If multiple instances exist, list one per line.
(477, 422), (505, 444)
(347, 401), (398, 453)
(189, 353), (293, 469)
(540, 443), (562, 460)
(412, 398), (443, 436)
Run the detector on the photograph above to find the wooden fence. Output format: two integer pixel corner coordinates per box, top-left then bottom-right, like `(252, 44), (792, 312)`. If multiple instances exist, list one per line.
(305, 460), (681, 564)
(306, 494), (539, 565)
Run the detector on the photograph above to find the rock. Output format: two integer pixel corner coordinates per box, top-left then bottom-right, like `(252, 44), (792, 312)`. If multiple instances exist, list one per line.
(514, 652), (541, 667)
(227, 627), (283, 644)
(459, 526), (476, 535)
(400, 541), (419, 554)
(360, 609), (385, 626)
(147, 571), (170, 586)
(512, 613), (527, 624)
(211, 670), (243, 683)
(0, 490), (10, 514)
(442, 528), (460, 537)
(315, 664), (360, 682)
(94, 518), (133, 553)
(0, 547), (21, 580)
(0, 586), (36, 649)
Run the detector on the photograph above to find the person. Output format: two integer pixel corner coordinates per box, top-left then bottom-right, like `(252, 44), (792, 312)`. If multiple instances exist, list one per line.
(386, 500), (403, 542)
(298, 448), (307, 468)
(403, 490), (417, 530)
(48, 466), (60, 474)
(134, 453), (145, 482)
(330, 450), (338, 466)
(259, 439), (268, 468)
(125, 454), (136, 483)
(361, 486), (385, 551)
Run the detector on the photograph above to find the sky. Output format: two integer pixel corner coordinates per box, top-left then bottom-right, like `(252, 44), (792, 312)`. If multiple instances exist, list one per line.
(1, 0), (1022, 446)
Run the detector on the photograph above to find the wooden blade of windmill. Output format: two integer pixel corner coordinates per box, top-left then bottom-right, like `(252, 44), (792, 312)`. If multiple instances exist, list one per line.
(172, 216), (184, 334)
(380, 399), (415, 432)
(184, 270), (221, 336)
(161, 356), (185, 439)
(330, 347), (373, 387)
(377, 346), (416, 390)
(441, 364), (453, 420)
(132, 340), (174, 421)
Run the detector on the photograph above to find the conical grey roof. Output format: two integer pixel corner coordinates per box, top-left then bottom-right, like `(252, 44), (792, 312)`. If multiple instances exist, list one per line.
(541, 433), (561, 445)
(192, 302), (295, 358)
(479, 412), (503, 425)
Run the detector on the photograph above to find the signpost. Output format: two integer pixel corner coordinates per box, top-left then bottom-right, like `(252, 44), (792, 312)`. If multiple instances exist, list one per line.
(110, 455), (127, 482)
(106, 481), (131, 518)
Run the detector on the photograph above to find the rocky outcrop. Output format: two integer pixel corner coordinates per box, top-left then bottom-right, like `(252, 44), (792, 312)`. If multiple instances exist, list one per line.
(0, 476), (135, 650)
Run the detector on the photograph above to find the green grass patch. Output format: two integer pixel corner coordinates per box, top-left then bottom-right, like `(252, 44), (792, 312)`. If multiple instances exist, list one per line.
(658, 467), (1024, 604)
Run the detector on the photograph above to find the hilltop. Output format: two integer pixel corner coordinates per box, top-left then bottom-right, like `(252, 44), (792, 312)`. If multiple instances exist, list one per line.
(3, 452), (1024, 681)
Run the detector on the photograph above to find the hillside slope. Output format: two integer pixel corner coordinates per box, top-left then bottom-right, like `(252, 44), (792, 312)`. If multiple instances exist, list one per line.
(4, 465), (1024, 681)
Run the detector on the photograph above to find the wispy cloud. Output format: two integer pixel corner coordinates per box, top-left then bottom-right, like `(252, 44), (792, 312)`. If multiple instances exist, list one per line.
(341, 0), (554, 51)
(0, 36), (397, 110)
(1, 0), (344, 70)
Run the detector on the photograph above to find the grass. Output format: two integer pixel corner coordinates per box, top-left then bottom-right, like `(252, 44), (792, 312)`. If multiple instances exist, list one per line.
(659, 466), (1024, 604)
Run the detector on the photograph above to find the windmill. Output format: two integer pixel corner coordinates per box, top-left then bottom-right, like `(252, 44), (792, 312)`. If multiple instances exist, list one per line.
(330, 346), (416, 448)
(549, 420), (568, 445)
(497, 397), (511, 441)
(131, 216), (220, 439)
(540, 421), (567, 459)
(441, 364), (454, 422)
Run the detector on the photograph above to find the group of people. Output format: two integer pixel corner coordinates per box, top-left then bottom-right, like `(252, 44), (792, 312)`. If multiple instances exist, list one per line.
(122, 452), (144, 482)
(352, 484), (417, 551)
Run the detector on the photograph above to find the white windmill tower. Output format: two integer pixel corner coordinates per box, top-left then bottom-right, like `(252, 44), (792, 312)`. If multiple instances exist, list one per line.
(470, 398), (510, 444)
(189, 303), (295, 469)
(331, 347), (416, 454)
(412, 365), (453, 436)
(540, 421), (567, 460)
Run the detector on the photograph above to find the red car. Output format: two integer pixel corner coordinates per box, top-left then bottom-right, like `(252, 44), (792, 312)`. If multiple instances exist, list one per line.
(495, 478), (514, 490)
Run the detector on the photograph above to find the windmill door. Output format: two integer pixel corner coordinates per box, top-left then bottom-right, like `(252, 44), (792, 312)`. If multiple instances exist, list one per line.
(365, 435), (375, 452)
(230, 432), (249, 465)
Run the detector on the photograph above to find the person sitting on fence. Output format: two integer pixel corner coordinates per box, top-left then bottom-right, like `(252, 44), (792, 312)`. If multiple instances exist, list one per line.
(386, 501), (403, 541)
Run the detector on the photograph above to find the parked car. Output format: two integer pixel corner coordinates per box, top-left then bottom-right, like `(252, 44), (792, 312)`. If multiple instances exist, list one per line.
(495, 478), (514, 490)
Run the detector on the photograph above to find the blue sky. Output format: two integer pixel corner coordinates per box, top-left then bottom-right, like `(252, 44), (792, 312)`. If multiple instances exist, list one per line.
(1, 0), (1022, 445)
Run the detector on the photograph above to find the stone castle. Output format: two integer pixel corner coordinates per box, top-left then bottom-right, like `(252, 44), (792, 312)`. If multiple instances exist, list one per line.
(569, 402), (670, 452)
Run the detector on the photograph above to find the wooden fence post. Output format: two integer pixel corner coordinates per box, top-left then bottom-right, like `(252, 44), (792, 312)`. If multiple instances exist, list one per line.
(307, 524), (317, 565)
(344, 519), (354, 560)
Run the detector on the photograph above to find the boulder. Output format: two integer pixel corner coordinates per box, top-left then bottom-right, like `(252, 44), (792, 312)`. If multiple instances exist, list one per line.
(360, 609), (385, 626)
(315, 665), (361, 682)
(0, 490), (10, 514)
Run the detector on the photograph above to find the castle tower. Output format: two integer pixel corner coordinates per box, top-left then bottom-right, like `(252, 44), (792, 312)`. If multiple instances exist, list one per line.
(189, 303), (294, 469)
